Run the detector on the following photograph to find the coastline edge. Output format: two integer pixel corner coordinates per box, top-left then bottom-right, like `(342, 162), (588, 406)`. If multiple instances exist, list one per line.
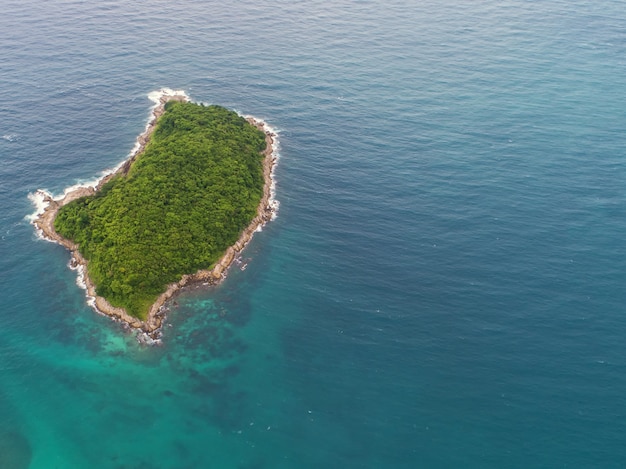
(30, 89), (279, 342)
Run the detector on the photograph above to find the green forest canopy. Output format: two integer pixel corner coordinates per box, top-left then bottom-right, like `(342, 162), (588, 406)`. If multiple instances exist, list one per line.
(54, 101), (267, 319)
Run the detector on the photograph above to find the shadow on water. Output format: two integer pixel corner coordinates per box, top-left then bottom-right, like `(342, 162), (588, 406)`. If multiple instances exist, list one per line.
(0, 430), (32, 469)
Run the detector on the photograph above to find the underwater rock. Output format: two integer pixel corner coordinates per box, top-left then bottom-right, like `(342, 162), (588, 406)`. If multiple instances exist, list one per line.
(0, 430), (32, 469)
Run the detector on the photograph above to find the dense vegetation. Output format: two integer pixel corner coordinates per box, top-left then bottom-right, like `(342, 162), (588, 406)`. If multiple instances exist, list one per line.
(55, 102), (267, 319)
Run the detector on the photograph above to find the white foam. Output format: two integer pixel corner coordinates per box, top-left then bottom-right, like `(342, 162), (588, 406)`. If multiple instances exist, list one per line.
(136, 331), (162, 346)
(26, 190), (50, 220)
(68, 262), (96, 308)
(267, 132), (281, 221)
(2, 134), (18, 142)
(126, 141), (142, 161)
(242, 114), (282, 222)
(69, 260), (114, 323)
(60, 180), (96, 199)
(147, 87), (188, 105)
(26, 190), (57, 241)
(27, 167), (115, 222)
(70, 262), (87, 288)
(269, 198), (280, 221)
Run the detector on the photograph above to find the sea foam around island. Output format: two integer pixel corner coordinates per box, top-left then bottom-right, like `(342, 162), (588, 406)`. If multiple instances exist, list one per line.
(242, 114), (281, 226)
(26, 88), (280, 341)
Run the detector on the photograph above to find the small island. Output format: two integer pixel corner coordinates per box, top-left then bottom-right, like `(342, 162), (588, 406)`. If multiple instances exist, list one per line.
(32, 90), (278, 341)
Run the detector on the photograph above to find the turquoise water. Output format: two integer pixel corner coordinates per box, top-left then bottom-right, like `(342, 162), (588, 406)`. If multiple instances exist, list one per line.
(1, 0), (626, 467)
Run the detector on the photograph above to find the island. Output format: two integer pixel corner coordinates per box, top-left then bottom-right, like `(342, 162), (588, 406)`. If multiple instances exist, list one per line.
(32, 90), (278, 341)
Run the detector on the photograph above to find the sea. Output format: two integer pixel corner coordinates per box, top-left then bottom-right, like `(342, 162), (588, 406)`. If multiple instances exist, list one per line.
(1, 0), (625, 467)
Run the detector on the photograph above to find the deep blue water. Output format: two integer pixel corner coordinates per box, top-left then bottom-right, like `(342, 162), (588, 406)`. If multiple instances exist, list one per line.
(1, 0), (626, 467)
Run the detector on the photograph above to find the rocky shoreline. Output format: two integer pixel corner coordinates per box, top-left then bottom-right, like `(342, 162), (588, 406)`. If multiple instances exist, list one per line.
(32, 90), (278, 342)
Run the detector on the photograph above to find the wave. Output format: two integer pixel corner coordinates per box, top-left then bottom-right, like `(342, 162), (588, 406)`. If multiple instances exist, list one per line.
(25, 190), (53, 238)
(242, 114), (282, 224)
(68, 261), (98, 311)
(26, 191), (49, 220)
(147, 87), (188, 105)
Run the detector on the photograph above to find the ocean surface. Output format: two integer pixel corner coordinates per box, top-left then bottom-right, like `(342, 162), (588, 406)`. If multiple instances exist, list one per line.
(1, 0), (625, 467)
